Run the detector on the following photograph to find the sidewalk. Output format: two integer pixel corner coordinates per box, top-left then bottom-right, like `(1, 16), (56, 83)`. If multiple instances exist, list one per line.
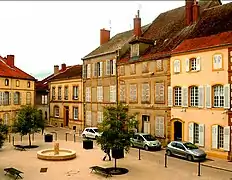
(202, 157), (232, 172)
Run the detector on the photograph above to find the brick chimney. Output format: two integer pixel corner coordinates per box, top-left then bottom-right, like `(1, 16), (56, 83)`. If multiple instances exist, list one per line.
(192, 0), (200, 22)
(61, 63), (66, 71)
(185, 0), (194, 26)
(133, 10), (142, 37)
(54, 65), (59, 75)
(100, 28), (110, 45)
(6, 55), (15, 67)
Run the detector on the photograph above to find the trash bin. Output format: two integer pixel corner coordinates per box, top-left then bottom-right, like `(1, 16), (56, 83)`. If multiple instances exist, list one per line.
(83, 139), (93, 149)
(112, 148), (124, 159)
(44, 134), (53, 142)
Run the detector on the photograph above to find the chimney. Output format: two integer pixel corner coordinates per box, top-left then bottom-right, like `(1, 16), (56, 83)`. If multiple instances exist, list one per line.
(133, 10), (142, 37)
(185, 0), (194, 26)
(54, 65), (59, 75)
(192, 0), (200, 22)
(6, 55), (14, 67)
(100, 28), (110, 45)
(61, 63), (66, 71)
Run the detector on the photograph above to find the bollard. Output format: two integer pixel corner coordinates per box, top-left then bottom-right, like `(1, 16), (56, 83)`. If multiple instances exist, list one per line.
(8, 134), (11, 143)
(74, 134), (76, 142)
(164, 153), (167, 168)
(65, 133), (68, 141)
(138, 148), (141, 160)
(21, 135), (23, 142)
(198, 161), (201, 176)
(12, 136), (15, 146)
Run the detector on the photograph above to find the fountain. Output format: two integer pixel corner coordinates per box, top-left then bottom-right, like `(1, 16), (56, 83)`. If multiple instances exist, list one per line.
(37, 142), (76, 161)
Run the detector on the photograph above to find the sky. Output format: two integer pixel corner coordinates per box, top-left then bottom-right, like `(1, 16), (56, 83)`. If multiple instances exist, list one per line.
(0, 1), (231, 80)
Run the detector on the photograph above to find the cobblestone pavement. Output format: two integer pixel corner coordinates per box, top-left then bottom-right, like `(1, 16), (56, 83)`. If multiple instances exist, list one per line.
(0, 127), (231, 180)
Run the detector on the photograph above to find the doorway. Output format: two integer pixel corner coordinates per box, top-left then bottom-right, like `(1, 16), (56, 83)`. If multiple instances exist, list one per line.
(174, 121), (182, 141)
(142, 115), (150, 134)
(64, 106), (69, 127)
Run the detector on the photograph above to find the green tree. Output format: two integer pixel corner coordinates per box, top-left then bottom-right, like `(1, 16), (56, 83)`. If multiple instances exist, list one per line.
(12, 105), (45, 147)
(0, 123), (9, 148)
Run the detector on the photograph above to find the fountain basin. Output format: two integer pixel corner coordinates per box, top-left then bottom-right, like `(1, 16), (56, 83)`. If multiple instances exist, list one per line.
(37, 149), (76, 161)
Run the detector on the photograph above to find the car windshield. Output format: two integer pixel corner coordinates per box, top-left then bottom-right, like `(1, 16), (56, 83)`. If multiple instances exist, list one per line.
(183, 142), (198, 150)
(142, 135), (156, 141)
(93, 128), (98, 132)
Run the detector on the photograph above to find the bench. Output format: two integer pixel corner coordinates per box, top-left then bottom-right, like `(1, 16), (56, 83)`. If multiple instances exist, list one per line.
(4, 167), (23, 179)
(14, 145), (26, 151)
(90, 166), (112, 178)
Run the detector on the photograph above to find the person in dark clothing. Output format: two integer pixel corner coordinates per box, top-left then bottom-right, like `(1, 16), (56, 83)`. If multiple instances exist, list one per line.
(103, 146), (111, 161)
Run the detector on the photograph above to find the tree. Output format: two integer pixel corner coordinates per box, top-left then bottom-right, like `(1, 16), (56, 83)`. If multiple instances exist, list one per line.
(0, 123), (9, 148)
(96, 103), (138, 170)
(12, 105), (45, 147)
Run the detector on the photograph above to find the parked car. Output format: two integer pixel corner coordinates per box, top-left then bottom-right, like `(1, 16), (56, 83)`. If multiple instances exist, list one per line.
(166, 141), (207, 161)
(130, 133), (162, 151)
(81, 127), (101, 139)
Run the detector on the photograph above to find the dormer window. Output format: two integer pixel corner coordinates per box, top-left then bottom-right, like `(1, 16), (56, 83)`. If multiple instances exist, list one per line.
(130, 44), (139, 57)
(5, 79), (9, 86)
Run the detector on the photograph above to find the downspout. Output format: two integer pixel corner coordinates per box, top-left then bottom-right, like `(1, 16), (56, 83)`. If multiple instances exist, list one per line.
(115, 49), (120, 105)
(82, 60), (86, 130)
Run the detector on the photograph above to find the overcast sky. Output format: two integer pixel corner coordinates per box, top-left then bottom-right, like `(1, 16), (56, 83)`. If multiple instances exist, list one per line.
(0, 1), (230, 80)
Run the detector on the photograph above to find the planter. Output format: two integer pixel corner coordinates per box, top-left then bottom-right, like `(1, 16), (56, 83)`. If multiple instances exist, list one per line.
(44, 134), (53, 142)
(112, 148), (124, 159)
(83, 140), (93, 149)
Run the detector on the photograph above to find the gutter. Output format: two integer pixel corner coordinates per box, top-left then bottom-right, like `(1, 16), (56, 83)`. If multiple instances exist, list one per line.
(82, 50), (117, 60)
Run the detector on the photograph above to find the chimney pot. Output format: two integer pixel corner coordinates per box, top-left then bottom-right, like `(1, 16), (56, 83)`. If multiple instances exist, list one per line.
(192, 1), (200, 22)
(6, 55), (14, 67)
(100, 28), (110, 45)
(54, 65), (59, 75)
(61, 63), (66, 71)
(185, 0), (194, 26)
(133, 10), (142, 37)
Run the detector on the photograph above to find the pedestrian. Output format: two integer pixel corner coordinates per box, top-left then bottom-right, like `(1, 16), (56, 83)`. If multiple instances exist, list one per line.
(102, 145), (111, 161)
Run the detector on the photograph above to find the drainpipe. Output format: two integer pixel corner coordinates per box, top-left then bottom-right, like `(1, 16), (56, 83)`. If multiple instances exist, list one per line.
(115, 49), (120, 105)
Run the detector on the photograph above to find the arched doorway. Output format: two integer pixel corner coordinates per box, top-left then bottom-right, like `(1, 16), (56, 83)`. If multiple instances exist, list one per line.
(174, 121), (182, 141)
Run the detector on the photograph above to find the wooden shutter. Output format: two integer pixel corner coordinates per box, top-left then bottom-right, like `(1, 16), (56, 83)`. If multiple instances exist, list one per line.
(173, 60), (177, 73)
(99, 62), (103, 77)
(110, 86), (113, 102)
(14, 92), (16, 104)
(87, 64), (91, 78)
(182, 86), (188, 107)
(0, 92), (2, 105)
(174, 60), (180, 73)
(223, 84), (230, 109)
(168, 86), (173, 107)
(82, 65), (86, 78)
(112, 59), (116, 75)
(223, 126), (230, 151)
(188, 122), (194, 143)
(85, 87), (89, 102)
(211, 125), (218, 149)
(185, 58), (190, 72)
(105, 60), (110, 75)
(19, 92), (22, 105)
(9, 92), (11, 105)
(198, 85), (204, 108)
(205, 85), (211, 108)
(196, 56), (201, 71)
(199, 124), (205, 147)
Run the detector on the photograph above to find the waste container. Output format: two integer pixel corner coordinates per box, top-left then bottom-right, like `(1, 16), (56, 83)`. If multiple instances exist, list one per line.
(44, 134), (53, 142)
(83, 139), (93, 149)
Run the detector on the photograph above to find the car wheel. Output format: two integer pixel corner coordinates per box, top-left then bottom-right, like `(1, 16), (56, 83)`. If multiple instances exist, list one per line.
(144, 145), (149, 151)
(166, 150), (172, 156)
(187, 155), (193, 161)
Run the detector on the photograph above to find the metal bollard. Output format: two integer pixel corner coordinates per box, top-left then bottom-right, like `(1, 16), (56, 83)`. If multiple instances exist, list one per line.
(12, 136), (15, 146)
(198, 161), (201, 176)
(65, 133), (68, 141)
(138, 148), (141, 160)
(8, 134), (11, 143)
(74, 134), (76, 142)
(164, 153), (167, 168)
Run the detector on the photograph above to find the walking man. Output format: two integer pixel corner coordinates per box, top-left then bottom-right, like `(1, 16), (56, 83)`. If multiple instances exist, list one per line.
(103, 146), (111, 161)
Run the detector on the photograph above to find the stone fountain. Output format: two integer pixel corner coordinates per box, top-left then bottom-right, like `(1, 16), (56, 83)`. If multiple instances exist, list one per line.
(37, 142), (76, 161)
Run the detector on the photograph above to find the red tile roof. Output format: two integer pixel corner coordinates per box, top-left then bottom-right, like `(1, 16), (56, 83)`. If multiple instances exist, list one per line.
(0, 56), (35, 80)
(172, 31), (232, 54)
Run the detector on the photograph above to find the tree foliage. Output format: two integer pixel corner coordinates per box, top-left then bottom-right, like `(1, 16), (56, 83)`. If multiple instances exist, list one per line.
(0, 123), (8, 148)
(12, 105), (45, 147)
(96, 103), (138, 153)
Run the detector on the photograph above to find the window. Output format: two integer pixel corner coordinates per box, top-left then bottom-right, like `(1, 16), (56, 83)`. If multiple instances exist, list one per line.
(97, 62), (103, 77)
(213, 85), (224, 107)
(85, 87), (91, 102)
(155, 116), (164, 137)
(130, 44), (139, 57)
(26, 92), (31, 105)
(87, 64), (91, 78)
(105, 59), (116, 76)
(190, 58), (197, 71)
(142, 62), (149, 73)
(58, 87), (62, 100)
(189, 123), (204, 146)
(97, 111), (103, 123)
(218, 126), (224, 148)
(97, 86), (103, 102)
(193, 123), (199, 144)
(129, 84), (137, 102)
(42, 95), (48, 104)
(73, 86), (78, 100)
(130, 64), (136, 74)
(174, 87), (182, 106)
(120, 66), (125, 76)
(27, 81), (31, 88)
(5, 79), (9, 86)
(86, 111), (92, 126)
(73, 107), (78, 120)
(155, 82), (165, 103)
(54, 106), (59, 117)
(64, 86), (68, 100)
(173, 60), (180, 73)
(3, 92), (10, 105)
(186, 57), (200, 72)
(156, 60), (163, 71)
(190, 86), (198, 107)
(16, 80), (20, 87)
(14, 92), (20, 105)
(120, 84), (126, 102)
(142, 83), (150, 103)
(3, 113), (9, 125)
(110, 85), (116, 102)
(212, 125), (230, 151)
(213, 54), (223, 70)
(52, 87), (55, 100)
(82, 64), (87, 78)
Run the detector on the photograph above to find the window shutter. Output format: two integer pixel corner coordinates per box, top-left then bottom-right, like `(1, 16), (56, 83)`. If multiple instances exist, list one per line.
(3, 92), (5, 105)
(188, 123), (194, 143)
(19, 93), (22, 105)
(196, 56), (201, 71)
(199, 124), (205, 146)
(87, 64), (91, 78)
(110, 86), (113, 102)
(168, 86), (173, 107)
(173, 60), (177, 73)
(85, 87), (89, 102)
(99, 62), (103, 77)
(182, 86), (188, 107)
(223, 126), (230, 151)
(205, 85), (211, 108)
(112, 59), (116, 75)
(106, 60), (110, 75)
(223, 84), (230, 109)
(211, 125), (218, 149)
(185, 58), (190, 72)
(97, 86), (103, 102)
(9, 92), (11, 105)
(82, 65), (86, 78)
(0, 92), (2, 105)
(92, 63), (95, 77)
(14, 92), (16, 104)
(198, 85), (204, 108)
(174, 60), (180, 73)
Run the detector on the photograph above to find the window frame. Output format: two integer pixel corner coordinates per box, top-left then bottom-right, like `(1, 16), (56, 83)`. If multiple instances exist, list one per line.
(129, 84), (138, 103)
(5, 79), (9, 86)
(193, 123), (199, 144)
(26, 92), (31, 105)
(190, 58), (197, 71)
(54, 106), (59, 117)
(58, 86), (62, 100)
(189, 86), (199, 107)
(16, 80), (20, 87)
(14, 92), (20, 105)
(73, 86), (79, 100)
(212, 54), (223, 70)
(173, 86), (182, 106)
(213, 85), (224, 108)
(64, 86), (68, 100)
(141, 82), (150, 103)
(73, 107), (78, 120)
(27, 81), (31, 88)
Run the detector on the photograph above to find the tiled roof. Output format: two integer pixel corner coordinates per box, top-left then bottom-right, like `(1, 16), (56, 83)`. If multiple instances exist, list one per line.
(172, 31), (232, 54)
(118, 0), (222, 64)
(83, 24), (151, 59)
(0, 56), (35, 80)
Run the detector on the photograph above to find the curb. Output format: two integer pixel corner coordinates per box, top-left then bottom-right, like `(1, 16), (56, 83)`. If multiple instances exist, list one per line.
(201, 163), (232, 173)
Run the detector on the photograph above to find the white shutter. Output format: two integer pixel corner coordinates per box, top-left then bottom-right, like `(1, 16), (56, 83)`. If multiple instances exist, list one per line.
(168, 86), (173, 107)
(196, 56), (201, 71)
(199, 124), (205, 146)
(198, 85), (204, 108)
(87, 64), (91, 78)
(205, 85), (211, 108)
(0, 92), (2, 105)
(9, 92), (11, 105)
(82, 65), (86, 78)
(212, 125), (218, 149)
(92, 63), (95, 77)
(105, 60), (110, 75)
(99, 62), (103, 77)
(97, 111), (103, 123)
(112, 59), (116, 75)
(185, 58), (190, 72)
(188, 123), (194, 143)
(110, 86), (113, 102)
(182, 86), (188, 107)
(223, 126), (230, 151)
(223, 84), (230, 109)
(97, 86), (103, 102)
(173, 60), (178, 73)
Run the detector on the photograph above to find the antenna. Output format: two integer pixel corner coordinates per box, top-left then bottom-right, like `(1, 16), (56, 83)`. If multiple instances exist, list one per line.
(109, 20), (112, 30)
(137, 3), (142, 17)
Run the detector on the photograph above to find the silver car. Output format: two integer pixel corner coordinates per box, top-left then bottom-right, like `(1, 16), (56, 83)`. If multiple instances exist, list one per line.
(130, 133), (161, 151)
(166, 141), (207, 161)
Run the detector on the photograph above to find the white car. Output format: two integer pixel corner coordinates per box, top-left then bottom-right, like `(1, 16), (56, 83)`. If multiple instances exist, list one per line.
(81, 127), (101, 139)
